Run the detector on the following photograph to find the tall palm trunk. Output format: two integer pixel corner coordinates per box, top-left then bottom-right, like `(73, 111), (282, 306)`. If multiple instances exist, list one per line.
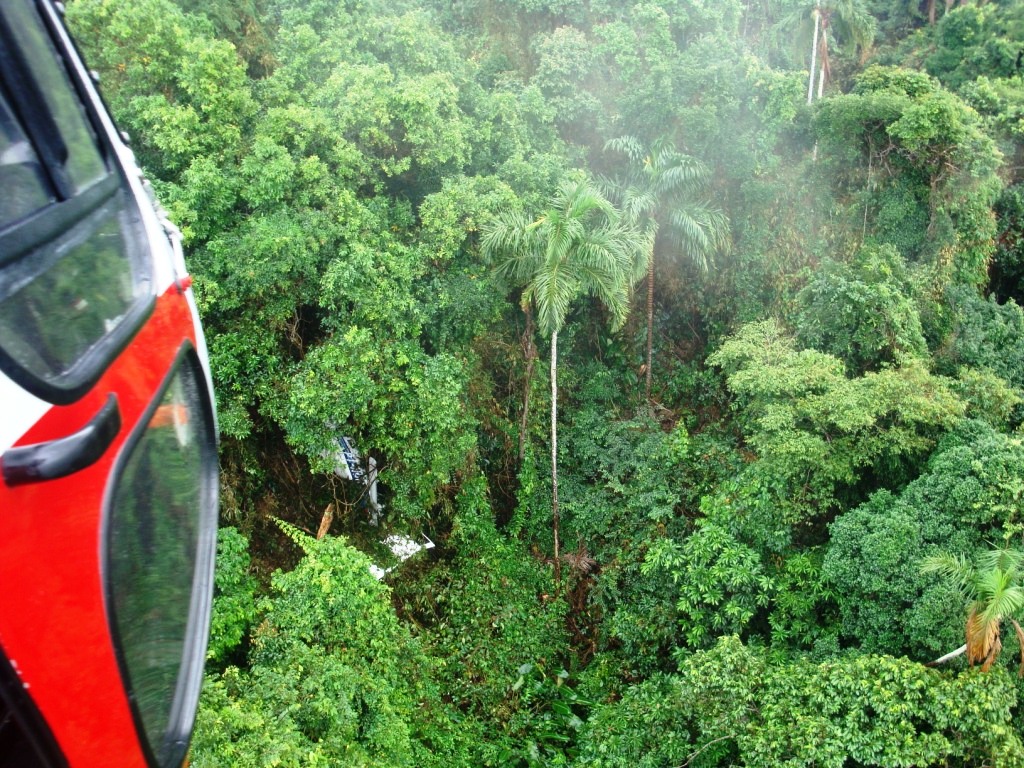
(807, 6), (821, 105)
(550, 329), (561, 585)
(644, 255), (655, 402)
(518, 305), (537, 465)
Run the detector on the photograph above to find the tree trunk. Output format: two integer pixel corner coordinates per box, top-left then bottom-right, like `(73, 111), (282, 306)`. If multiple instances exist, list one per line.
(551, 329), (561, 586)
(807, 7), (820, 105)
(518, 305), (537, 465)
(928, 0), (937, 24)
(644, 254), (654, 402)
(926, 644), (967, 666)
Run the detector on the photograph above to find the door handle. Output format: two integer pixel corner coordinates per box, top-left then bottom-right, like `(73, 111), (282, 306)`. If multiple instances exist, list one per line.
(2, 394), (121, 486)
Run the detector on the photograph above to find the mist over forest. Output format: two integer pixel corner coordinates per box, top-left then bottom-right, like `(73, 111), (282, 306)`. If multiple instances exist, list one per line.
(67, 0), (1024, 764)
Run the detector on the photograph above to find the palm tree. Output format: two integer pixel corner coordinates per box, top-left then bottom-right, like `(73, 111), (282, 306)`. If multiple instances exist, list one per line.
(921, 547), (1024, 673)
(482, 178), (634, 583)
(778, 0), (876, 103)
(604, 136), (729, 403)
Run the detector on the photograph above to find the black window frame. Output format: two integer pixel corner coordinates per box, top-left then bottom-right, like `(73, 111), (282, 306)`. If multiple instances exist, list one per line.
(0, 647), (66, 768)
(0, 0), (155, 406)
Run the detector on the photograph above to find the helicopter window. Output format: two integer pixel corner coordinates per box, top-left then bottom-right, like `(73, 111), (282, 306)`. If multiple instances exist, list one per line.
(0, 186), (151, 399)
(0, 0), (153, 405)
(0, 0), (106, 196)
(0, 89), (53, 227)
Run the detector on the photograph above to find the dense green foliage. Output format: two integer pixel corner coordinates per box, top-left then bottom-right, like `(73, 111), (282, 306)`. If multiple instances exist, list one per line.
(579, 636), (1024, 767)
(67, 0), (1024, 764)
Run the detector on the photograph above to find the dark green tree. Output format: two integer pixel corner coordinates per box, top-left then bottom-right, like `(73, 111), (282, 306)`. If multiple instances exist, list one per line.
(796, 244), (927, 373)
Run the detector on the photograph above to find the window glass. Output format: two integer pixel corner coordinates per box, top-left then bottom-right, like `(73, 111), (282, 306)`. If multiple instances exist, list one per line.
(107, 357), (216, 768)
(0, 188), (151, 391)
(0, 89), (53, 225)
(4, 0), (106, 193)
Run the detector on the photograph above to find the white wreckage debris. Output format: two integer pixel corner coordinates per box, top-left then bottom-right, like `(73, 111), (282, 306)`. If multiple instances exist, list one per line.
(324, 435), (431, 579)
(327, 435), (383, 525)
(369, 534), (435, 580)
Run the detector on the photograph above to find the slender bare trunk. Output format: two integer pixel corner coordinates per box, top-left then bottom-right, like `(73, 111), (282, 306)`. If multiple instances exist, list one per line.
(927, 644), (967, 666)
(807, 7), (820, 105)
(644, 255), (654, 402)
(551, 329), (560, 586)
(929, 0), (937, 24)
(518, 305), (537, 465)
(862, 143), (873, 244)
(809, 9), (823, 163)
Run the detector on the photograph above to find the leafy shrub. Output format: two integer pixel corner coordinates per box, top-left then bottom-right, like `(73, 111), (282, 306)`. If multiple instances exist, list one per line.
(767, 548), (838, 651)
(552, 406), (691, 673)
(193, 525), (467, 767)
(796, 244), (927, 374)
(577, 637), (1024, 768)
(709, 320), (964, 541)
(573, 673), (699, 768)
(643, 519), (772, 649)
(825, 421), (1024, 658)
(505, 662), (592, 767)
(206, 526), (258, 666)
(943, 287), (1024, 390)
(953, 367), (1022, 432)
(418, 477), (568, 724)
(991, 184), (1024, 301)
(823, 490), (966, 657)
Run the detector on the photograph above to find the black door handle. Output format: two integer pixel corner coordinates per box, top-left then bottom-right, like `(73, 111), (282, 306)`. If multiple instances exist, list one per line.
(2, 394), (121, 486)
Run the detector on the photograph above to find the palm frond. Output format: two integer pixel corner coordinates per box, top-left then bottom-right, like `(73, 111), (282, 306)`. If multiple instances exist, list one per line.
(920, 551), (976, 598)
(648, 135), (678, 163)
(623, 188), (658, 225)
(978, 546), (1024, 575)
(531, 262), (578, 336)
(604, 135), (646, 164)
(627, 222), (657, 284)
(668, 208), (715, 271)
(929, 545), (1024, 673)
(772, 5), (816, 64)
(566, 184), (615, 225)
(981, 631), (1003, 673)
(594, 173), (622, 204)
(706, 209), (732, 253)
(979, 580), (1024, 628)
(966, 603), (1000, 669)
(487, 175), (634, 337)
(659, 158), (711, 193)
(828, 0), (877, 55)
(481, 209), (544, 282)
